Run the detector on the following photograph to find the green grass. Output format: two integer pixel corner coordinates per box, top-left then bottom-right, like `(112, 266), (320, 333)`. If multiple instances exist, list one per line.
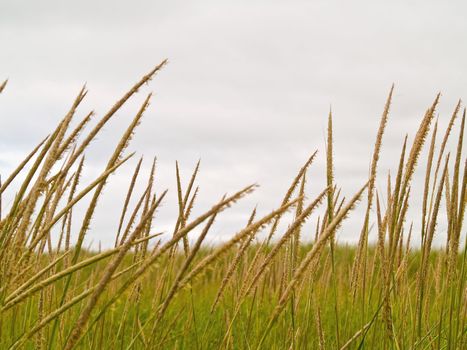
(1, 246), (465, 349)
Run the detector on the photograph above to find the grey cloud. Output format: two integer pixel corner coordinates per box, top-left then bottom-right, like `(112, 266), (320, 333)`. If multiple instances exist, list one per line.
(1, 0), (466, 248)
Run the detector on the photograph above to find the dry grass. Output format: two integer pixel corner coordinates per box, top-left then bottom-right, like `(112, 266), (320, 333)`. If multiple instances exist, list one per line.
(0, 66), (466, 349)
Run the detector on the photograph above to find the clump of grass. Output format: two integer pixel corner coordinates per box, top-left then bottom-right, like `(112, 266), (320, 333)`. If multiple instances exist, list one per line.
(0, 66), (466, 349)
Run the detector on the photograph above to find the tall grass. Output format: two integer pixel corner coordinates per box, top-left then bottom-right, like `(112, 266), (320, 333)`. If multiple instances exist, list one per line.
(0, 66), (465, 349)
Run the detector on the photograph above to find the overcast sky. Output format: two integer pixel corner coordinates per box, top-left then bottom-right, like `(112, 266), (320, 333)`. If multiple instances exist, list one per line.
(1, 0), (466, 248)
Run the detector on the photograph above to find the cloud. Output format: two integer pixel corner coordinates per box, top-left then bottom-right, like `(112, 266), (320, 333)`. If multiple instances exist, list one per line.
(1, 0), (466, 248)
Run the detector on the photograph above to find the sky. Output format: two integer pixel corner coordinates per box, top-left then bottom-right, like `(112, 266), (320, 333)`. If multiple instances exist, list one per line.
(1, 0), (466, 249)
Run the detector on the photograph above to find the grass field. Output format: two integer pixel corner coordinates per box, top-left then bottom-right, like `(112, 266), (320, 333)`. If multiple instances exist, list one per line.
(0, 63), (465, 349)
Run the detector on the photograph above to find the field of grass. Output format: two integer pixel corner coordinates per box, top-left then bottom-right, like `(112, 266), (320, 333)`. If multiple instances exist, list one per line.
(0, 63), (465, 349)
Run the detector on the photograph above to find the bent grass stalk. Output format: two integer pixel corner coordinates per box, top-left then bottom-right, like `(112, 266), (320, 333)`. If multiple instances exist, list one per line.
(0, 67), (465, 350)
